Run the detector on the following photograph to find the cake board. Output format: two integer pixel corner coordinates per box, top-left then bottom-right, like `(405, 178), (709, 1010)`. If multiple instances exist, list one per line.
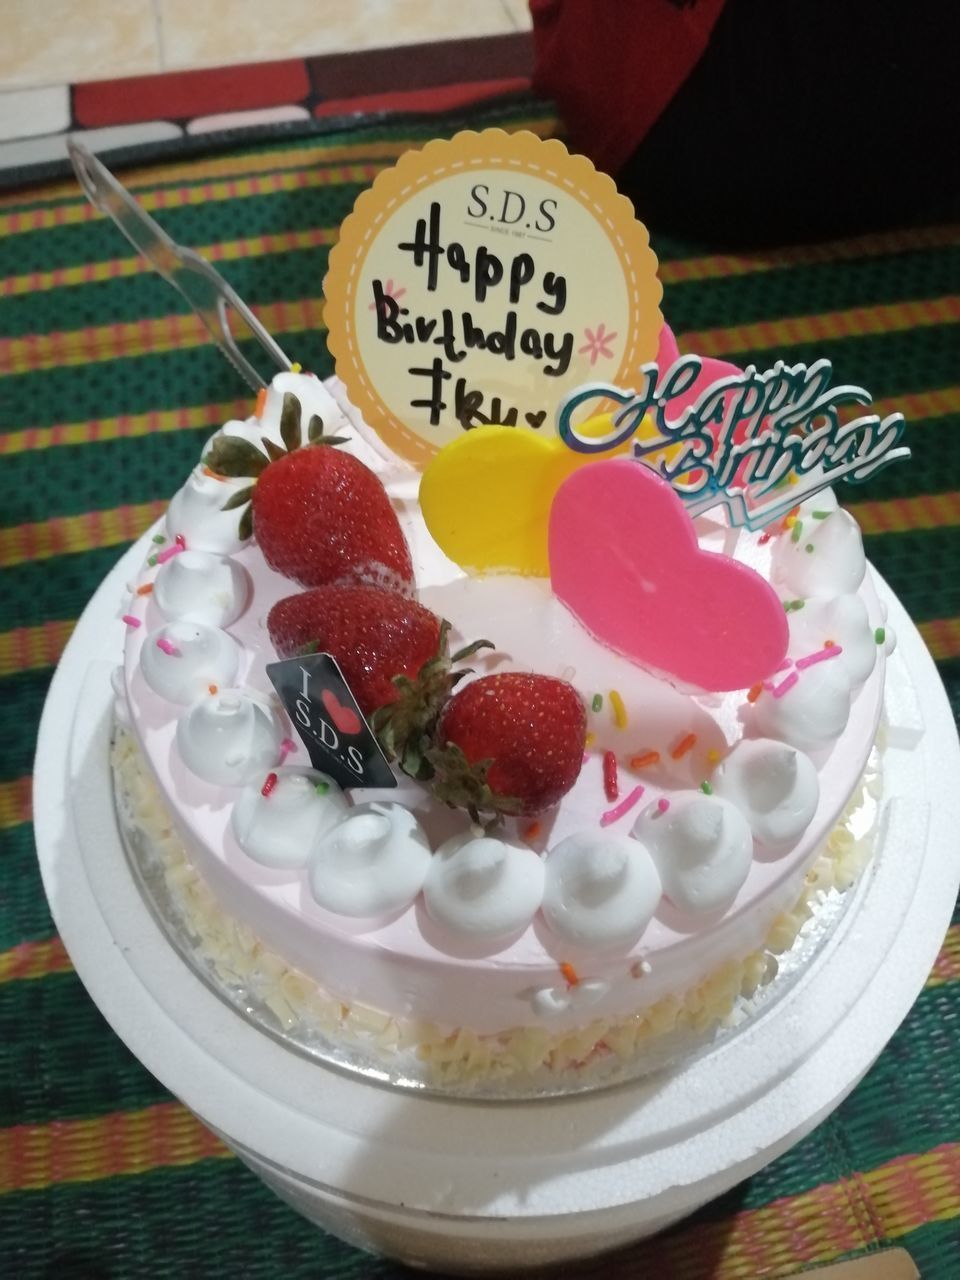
(33, 530), (960, 1274)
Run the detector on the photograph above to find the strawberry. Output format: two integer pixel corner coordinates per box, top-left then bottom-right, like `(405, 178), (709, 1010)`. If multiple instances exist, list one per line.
(204, 390), (413, 591)
(268, 584), (490, 775)
(428, 673), (587, 821)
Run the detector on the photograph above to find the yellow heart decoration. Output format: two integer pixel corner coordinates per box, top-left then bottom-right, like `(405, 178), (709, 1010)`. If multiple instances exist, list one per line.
(420, 414), (671, 577)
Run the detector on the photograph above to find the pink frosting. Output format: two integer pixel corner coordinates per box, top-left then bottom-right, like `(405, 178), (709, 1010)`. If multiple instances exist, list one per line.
(120, 402), (885, 1036)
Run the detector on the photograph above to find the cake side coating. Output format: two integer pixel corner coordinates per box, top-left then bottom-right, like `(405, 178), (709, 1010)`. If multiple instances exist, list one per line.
(112, 726), (882, 1088)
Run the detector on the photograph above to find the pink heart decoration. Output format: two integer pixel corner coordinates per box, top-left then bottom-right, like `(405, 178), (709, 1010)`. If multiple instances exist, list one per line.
(321, 688), (363, 736)
(548, 458), (788, 691)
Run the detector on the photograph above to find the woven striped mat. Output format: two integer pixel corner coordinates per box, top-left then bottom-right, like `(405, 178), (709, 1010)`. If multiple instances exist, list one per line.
(1, 97), (959, 1278)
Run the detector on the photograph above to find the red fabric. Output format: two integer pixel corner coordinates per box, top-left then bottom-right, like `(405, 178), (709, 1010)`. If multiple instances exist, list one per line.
(530, 0), (726, 174)
(74, 61), (309, 128)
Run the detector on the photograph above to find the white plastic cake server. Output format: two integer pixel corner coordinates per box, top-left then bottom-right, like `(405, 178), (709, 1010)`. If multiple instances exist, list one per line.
(67, 139), (293, 391)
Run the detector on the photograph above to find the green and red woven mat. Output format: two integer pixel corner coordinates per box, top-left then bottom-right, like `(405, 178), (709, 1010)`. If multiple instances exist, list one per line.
(1, 97), (959, 1278)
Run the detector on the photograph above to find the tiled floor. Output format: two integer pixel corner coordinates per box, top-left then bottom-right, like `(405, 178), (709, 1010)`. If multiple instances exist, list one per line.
(0, 0), (531, 88)
(0, 1), (535, 177)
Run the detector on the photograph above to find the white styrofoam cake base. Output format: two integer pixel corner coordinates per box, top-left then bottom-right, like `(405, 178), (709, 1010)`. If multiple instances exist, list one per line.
(34, 536), (959, 1273)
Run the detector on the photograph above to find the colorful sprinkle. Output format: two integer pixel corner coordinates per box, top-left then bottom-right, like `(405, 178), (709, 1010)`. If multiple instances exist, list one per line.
(202, 466), (225, 480)
(784, 516), (797, 529)
(772, 671), (799, 699)
(290, 361), (303, 373)
(560, 962), (580, 988)
(591, 693), (603, 713)
(608, 689), (627, 729)
(775, 657), (793, 672)
(629, 750), (660, 770)
(796, 645), (843, 670)
(121, 615), (141, 628)
(875, 627), (886, 645)
(805, 544), (815, 553)
(747, 683), (763, 703)
(147, 555), (158, 567)
(278, 737), (297, 764)
(825, 638), (836, 648)
(261, 772), (278, 798)
(156, 637), (180, 657)
(602, 750), (619, 802)
(812, 510), (831, 519)
(208, 684), (218, 695)
(523, 821), (542, 841)
(584, 732), (596, 749)
(656, 797), (670, 814)
(790, 519), (804, 544)
(155, 543), (184, 566)
(175, 533), (187, 550)
(787, 473), (799, 486)
(757, 532), (772, 545)
(783, 598), (805, 613)
(707, 748), (722, 765)
(670, 732), (697, 760)
(136, 582), (154, 596)
(700, 780), (713, 795)
(151, 533), (166, 545)
(314, 780), (330, 796)
(600, 784), (645, 828)
(255, 387), (267, 416)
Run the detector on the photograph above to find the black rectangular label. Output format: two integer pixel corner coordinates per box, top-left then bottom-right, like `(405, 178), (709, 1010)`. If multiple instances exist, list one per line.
(266, 653), (397, 791)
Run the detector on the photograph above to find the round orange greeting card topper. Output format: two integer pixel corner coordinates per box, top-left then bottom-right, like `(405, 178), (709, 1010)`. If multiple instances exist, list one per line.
(323, 129), (663, 467)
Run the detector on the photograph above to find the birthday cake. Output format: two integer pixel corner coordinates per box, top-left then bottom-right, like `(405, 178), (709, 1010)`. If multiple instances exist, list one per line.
(111, 357), (892, 1092)
(107, 128), (910, 1092)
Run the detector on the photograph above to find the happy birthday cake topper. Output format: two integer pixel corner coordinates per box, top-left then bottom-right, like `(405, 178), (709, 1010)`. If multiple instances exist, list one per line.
(324, 129), (663, 465)
(557, 355), (910, 530)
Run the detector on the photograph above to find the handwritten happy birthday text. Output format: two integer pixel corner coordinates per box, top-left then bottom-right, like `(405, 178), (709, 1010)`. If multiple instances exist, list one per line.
(373, 200), (575, 429)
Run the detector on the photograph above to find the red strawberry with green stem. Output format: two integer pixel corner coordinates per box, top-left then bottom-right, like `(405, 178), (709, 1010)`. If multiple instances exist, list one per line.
(205, 391), (413, 591)
(427, 673), (587, 822)
(268, 584), (491, 777)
